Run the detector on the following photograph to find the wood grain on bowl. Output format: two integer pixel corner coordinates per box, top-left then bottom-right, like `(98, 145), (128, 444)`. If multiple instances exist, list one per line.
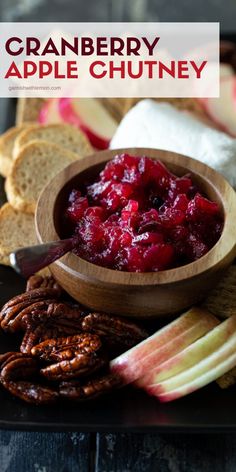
(35, 148), (236, 318)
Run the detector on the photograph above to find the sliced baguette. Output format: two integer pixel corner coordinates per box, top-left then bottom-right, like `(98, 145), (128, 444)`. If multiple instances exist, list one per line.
(0, 125), (30, 177)
(203, 265), (236, 389)
(204, 266), (236, 319)
(16, 98), (46, 125)
(0, 254), (11, 266)
(6, 141), (80, 214)
(13, 123), (93, 160)
(0, 203), (37, 265)
(217, 366), (236, 389)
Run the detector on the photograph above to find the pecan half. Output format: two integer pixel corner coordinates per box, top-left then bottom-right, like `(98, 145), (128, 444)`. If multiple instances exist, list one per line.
(5, 300), (56, 334)
(32, 333), (106, 381)
(1, 379), (59, 404)
(59, 372), (121, 401)
(0, 355), (38, 381)
(82, 313), (148, 349)
(41, 353), (106, 381)
(20, 323), (83, 355)
(31, 333), (102, 361)
(0, 352), (18, 369)
(23, 302), (84, 330)
(1, 288), (60, 312)
(26, 275), (62, 294)
(20, 303), (85, 354)
(20, 326), (47, 354)
(0, 288), (60, 332)
(0, 352), (58, 404)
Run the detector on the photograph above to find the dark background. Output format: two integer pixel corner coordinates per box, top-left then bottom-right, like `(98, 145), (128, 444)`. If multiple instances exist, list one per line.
(0, 0), (235, 30)
(0, 0), (236, 471)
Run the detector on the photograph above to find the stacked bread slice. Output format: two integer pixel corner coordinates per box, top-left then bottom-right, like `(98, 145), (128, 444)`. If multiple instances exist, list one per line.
(0, 203), (37, 265)
(0, 122), (93, 265)
(203, 265), (236, 389)
(0, 124), (31, 178)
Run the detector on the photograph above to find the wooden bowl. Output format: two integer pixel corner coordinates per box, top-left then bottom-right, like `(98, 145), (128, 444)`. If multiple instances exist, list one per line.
(36, 148), (236, 318)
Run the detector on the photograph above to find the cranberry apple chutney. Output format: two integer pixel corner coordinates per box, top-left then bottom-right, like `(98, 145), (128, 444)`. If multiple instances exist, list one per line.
(65, 154), (223, 272)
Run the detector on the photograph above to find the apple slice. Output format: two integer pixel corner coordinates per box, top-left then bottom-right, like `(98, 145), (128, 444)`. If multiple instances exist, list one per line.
(198, 64), (234, 108)
(220, 63), (235, 80)
(145, 315), (236, 402)
(154, 351), (236, 403)
(136, 312), (236, 388)
(38, 99), (64, 124)
(201, 77), (236, 136)
(110, 308), (219, 385)
(58, 98), (118, 149)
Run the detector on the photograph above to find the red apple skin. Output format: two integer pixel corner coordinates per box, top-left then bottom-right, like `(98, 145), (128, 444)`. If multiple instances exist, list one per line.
(38, 100), (51, 123)
(146, 384), (196, 403)
(110, 310), (218, 385)
(233, 79), (236, 105)
(38, 104), (47, 123)
(58, 98), (110, 149)
(200, 99), (231, 136)
(38, 99), (64, 125)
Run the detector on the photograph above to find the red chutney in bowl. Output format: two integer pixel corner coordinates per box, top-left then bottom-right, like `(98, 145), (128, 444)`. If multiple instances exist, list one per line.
(64, 154), (223, 272)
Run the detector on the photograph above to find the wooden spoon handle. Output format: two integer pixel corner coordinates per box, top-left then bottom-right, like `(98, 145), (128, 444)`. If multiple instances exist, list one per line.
(9, 238), (75, 278)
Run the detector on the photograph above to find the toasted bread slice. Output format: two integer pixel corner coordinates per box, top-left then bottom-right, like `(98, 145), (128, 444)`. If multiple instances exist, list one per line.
(0, 253), (11, 266)
(0, 203), (37, 265)
(16, 98), (46, 125)
(217, 367), (236, 389)
(204, 265), (236, 389)
(6, 140), (80, 214)
(204, 266), (236, 319)
(0, 125), (30, 177)
(13, 123), (93, 160)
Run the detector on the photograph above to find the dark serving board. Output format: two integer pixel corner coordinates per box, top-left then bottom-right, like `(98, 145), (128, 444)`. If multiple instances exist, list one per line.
(1, 94), (236, 433)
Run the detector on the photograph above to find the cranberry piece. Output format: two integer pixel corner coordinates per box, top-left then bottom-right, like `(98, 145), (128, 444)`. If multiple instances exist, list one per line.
(125, 246), (147, 272)
(104, 226), (123, 256)
(150, 160), (172, 190)
(159, 208), (185, 228)
(84, 206), (106, 220)
(67, 197), (89, 222)
(143, 244), (174, 271)
(139, 209), (159, 232)
(103, 183), (134, 211)
(133, 232), (164, 245)
(121, 201), (139, 225)
(100, 161), (124, 181)
(168, 175), (192, 201)
(87, 180), (112, 201)
(173, 194), (189, 211)
(186, 234), (209, 261)
(68, 189), (82, 204)
(118, 153), (140, 168)
(120, 232), (133, 247)
(120, 211), (141, 231)
(187, 194), (220, 222)
(123, 200), (139, 212)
